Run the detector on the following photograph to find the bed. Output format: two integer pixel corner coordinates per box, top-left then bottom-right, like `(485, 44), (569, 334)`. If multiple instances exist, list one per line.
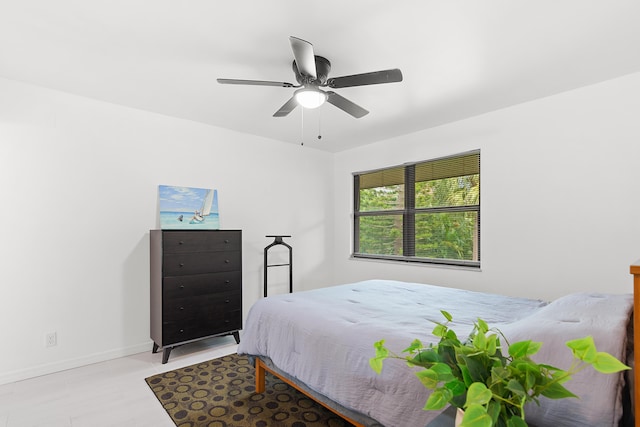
(237, 261), (640, 427)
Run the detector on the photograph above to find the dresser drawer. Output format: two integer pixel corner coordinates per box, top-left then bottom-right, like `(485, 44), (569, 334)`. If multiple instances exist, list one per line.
(163, 310), (242, 344)
(163, 250), (241, 276)
(163, 291), (241, 321)
(163, 271), (240, 298)
(162, 230), (241, 254)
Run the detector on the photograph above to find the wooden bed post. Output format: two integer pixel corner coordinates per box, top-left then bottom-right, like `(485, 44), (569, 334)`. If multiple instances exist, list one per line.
(631, 259), (640, 427)
(255, 358), (266, 393)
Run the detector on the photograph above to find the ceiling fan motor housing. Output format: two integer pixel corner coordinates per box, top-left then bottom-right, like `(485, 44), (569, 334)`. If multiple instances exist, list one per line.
(293, 56), (331, 86)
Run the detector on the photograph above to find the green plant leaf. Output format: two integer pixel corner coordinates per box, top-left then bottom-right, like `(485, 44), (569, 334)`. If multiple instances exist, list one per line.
(441, 310), (453, 322)
(416, 368), (440, 389)
(460, 363), (473, 386)
(473, 329), (487, 350)
(538, 363), (568, 382)
(506, 415), (528, 427)
(431, 362), (454, 380)
(506, 379), (526, 397)
(591, 352), (631, 373)
(477, 318), (489, 334)
(565, 336), (597, 363)
(524, 368), (537, 390)
(508, 340), (542, 358)
(373, 340), (387, 356)
(438, 343), (459, 369)
(511, 360), (541, 381)
(460, 353), (491, 383)
(425, 388), (453, 410)
(445, 329), (459, 341)
(486, 400), (501, 424)
(402, 339), (424, 354)
(433, 323), (448, 338)
(491, 365), (510, 381)
(369, 357), (383, 374)
(486, 334), (498, 356)
(459, 404), (493, 427)
(465, 382), (492, 407)
(370, 340), (389, 374)
(445, 379), (467, 396)
(540, 381), (578, 399)
(410, 348), (440, 366)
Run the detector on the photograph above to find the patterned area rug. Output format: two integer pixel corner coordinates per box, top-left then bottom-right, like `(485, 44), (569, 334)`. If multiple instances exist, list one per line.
(145, 353), (355, 427)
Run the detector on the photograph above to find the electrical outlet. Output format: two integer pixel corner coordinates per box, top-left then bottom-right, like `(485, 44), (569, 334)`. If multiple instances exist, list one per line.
(46, 332), (57, 347)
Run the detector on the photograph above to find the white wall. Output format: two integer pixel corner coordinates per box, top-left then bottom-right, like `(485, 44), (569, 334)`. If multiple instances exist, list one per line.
(333, 72), (640, 300)
(0, 77), (335, 384)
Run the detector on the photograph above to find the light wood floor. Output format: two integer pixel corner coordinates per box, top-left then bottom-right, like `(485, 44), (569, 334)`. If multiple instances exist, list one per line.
(0, 337), (238, 427)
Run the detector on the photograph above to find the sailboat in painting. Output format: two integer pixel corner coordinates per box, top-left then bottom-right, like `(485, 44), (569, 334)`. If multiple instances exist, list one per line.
(190, 189), (214, 224)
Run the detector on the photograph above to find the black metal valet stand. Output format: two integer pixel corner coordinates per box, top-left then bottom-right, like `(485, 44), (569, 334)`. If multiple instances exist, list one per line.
(263, 235), (292, 297)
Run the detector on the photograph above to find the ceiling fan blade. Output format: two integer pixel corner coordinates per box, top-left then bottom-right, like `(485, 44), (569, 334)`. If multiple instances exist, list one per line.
(289, 36), (317, 79)
(217, 78), (296, 88)
(326, 68), (403, 88)
(273, 96), (299, 117)
(326, 91), (369, 118)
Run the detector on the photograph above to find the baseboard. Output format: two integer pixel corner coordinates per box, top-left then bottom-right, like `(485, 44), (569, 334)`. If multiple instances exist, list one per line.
(0, 341), (152, 386)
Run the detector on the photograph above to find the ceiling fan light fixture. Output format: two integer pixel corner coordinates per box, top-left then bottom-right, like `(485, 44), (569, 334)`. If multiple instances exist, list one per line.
(294, 88), (327, 109)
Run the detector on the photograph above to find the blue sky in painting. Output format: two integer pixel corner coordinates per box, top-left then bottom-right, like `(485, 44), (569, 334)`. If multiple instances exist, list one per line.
(158, 185), (218, 213)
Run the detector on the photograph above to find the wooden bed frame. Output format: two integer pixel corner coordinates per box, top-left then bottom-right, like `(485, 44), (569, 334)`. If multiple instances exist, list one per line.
(252, 260), (640, 427)
(255, 357), (368, 427)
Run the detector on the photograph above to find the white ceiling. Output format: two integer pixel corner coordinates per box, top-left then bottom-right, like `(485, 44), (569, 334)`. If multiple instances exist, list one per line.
(1, 1), (639, 152)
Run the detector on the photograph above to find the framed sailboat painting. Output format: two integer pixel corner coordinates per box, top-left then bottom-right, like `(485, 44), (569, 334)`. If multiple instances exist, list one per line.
(158, 185), (220, 230)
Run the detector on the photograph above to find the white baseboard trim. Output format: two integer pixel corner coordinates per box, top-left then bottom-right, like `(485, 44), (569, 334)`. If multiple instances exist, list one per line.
(0, 341), (152, 386)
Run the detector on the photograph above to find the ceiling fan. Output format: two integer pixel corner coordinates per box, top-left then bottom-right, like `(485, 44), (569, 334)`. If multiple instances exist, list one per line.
(217, 36), (403, 119)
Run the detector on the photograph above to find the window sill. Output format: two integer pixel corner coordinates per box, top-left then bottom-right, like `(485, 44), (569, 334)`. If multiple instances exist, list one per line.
(350, 254), (481, 271)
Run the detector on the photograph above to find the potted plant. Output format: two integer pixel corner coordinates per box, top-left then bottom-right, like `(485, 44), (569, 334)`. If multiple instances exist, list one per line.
(370, 310), (630, 427)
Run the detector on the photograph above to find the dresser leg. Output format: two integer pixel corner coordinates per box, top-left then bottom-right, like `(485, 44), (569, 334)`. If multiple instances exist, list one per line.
(162, 347), (172, 364)
(152, 342), (159, 354)
(232, 331), (240, 344)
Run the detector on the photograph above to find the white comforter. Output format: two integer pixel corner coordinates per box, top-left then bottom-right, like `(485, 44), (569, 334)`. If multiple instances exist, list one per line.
(237, 280), (632, 427)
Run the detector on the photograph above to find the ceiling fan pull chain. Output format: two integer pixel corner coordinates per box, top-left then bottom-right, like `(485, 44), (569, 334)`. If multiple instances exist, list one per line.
(300, 107), (304, 146)
(318, 109), (322, 141)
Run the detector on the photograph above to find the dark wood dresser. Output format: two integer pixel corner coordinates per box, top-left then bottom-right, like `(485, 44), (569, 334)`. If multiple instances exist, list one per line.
(150, 229), (242, 363)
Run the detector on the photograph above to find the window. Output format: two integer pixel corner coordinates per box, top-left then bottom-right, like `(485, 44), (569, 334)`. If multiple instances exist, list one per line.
(353, 150), (480, 267)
